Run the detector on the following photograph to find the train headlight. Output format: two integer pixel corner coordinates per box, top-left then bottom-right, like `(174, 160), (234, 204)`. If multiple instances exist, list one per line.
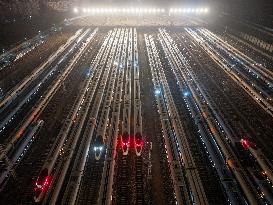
(155, 89), (161, 95)
(183, 91), (190, 97)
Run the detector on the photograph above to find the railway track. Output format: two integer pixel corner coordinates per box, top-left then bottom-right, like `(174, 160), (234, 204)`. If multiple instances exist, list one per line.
(97, 28), (130, 205)
(0, 29), (83, 112)
(63, 29), (114, 204)
(186, 28), (273, 117)
(0, 28), (102, 204)
(2, 25), (272, 205)
(132, 28), (145, 205)
(159, 28), (248, 204)
(36, 28), (115, 204)
(112, 28), (133, 205)
(158, 29), (228, 204)
(222, 32), (273, 67)
(175, 28), (273, 160)
(138, 30), (175, 205)
(38, 29), (105, 205)
(0, 32), (48, 72)
(73, 28), (125, 205)
(0, 29), (84, 129)
(146, 33), (197, 205)
(0, 29), (90, 150)
(170, 28), (273, 204)
(0, 29), (95, 185)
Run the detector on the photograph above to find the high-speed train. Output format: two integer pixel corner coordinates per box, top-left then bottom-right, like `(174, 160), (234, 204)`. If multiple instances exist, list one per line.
(34, 168), (51, 202)
(0, 120), (44, 192)
(240, 138), (256, 150)
(121, 132), (130, 155)
(134, 132), (143, 157)
(93, 135), (104, 160)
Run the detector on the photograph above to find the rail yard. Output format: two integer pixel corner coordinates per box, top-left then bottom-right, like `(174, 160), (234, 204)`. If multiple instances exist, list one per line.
(0, 7), (273, 205)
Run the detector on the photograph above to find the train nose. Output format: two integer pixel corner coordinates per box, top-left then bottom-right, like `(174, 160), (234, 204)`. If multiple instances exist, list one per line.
(136, 145), (141, 153)
(123, 144), (127, 150)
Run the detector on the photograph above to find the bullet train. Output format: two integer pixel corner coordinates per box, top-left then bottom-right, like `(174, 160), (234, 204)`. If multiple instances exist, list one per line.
(93, 135), (104, 160)
(121, 132), (130, 155)
(240, 138), (256, 150)
(134, 132), (143, 157)
(34, 168), (51, 202)
(0, 120), (44, 192)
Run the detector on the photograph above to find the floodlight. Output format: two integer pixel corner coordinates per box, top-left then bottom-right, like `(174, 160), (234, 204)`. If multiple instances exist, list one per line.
(72, 6), (206, 16)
